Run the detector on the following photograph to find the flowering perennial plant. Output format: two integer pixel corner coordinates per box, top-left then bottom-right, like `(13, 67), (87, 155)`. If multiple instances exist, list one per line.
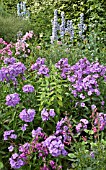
(43, 135), (68, 157)
(3, 130), (17, 140)
(31, 57), (49, 77)
(5, 93), (20, 107)
(19, 109), (36, 122)
(41, 108), (55, 121)
(22, 84), (34, 93)
(0, 62), (26, 83)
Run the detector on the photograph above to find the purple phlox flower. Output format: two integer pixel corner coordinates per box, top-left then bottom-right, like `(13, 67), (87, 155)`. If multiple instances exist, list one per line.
(9, 153), (25, 169)
(37, 65), (49, 76)
(21, 124), (28, 131)
(3, 130), (17, 140)
(19, 143), (30, 153)
(41, 108), (49, 121)
(19, 109), (36, 122)
(4, 57), (16, 65)
(32, 127), (43, 138)
(6, 93), (20, 107)
(22, 84), (34, 93)
(43, 135), (68, 157)
(49, 109), (55, 117)
(0, 62), (26, 83)
(8, 145), (14, 152)
(41, 108), (55, 121)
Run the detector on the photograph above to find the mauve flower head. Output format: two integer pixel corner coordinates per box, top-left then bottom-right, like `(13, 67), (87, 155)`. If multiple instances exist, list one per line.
(6, 93), (20, 107)
(22, 84), (34, 93)
(43, 135), (68, 157)
(19, 109), (36, 122)
(19, 143), (30, 153)
(37, 65), (49, 76)
(3, 130), (17, 140)
(41, 108), (49, 121)
(4, 57), (16, 65)
(9, 153), (25, 169)
(32, 127), (43, 138)
(49, 109), (55, 117)
(41, 108), (55, 121)
(0, 62), (26, 83)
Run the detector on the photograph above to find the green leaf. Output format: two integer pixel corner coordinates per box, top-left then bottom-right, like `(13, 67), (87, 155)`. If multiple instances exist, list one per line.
(68, 153), (76, 158)
(0, 162), (4, 169)
(56, 94), (62, 101)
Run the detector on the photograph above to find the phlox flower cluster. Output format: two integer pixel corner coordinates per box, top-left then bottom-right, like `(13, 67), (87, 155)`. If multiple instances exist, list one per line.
(9, 153), (26, 169)
(55, 58), (71, 79)
(41, 108), (55, 121)
(43, 135), (68, 157)
(6, 93), (20, 107)
(22, 84), (34, 93)
(4, 57), (16, 65)
(31, 57), (49, 76)
(76, 118), (89, 133)
(94, 112), (106, 131)
(3, 130), (17, 140)
(67, 58), (106, 97)
(19, 109), (36, 122)
(0, 62), (26, 83)
(55, 117), (71, 143)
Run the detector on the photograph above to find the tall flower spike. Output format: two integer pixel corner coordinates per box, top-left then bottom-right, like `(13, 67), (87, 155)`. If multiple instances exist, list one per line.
(66, 20), (74, 41)
(51, 9), (60, 43)
(60, 12), (65, 38)
(78, 13), (87, 39)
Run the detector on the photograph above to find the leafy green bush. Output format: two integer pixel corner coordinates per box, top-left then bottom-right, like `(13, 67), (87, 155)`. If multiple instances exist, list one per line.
(0, 14), (33, 42)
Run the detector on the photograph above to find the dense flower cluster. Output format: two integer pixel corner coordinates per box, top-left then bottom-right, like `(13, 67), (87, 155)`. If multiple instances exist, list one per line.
(22, 84), (34, 93)
(67, 58), (106, 97)
(43, 135), (68, 157)
(19, 109), (36, 122)
(3, 130), (17, 140)
(4, 57), (16, 65)
(31, 58), (49, 76)
(76, 118), (89, 133)
(55, 58), (71, 79)
(41, 108), (55, 121)
(9, 153), (25, 169)
(0, 62), (26, 83)
(6, 93), (20, 107)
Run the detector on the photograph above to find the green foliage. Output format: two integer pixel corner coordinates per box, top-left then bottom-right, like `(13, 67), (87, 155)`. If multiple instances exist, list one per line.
(0, 14), (33, 42)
